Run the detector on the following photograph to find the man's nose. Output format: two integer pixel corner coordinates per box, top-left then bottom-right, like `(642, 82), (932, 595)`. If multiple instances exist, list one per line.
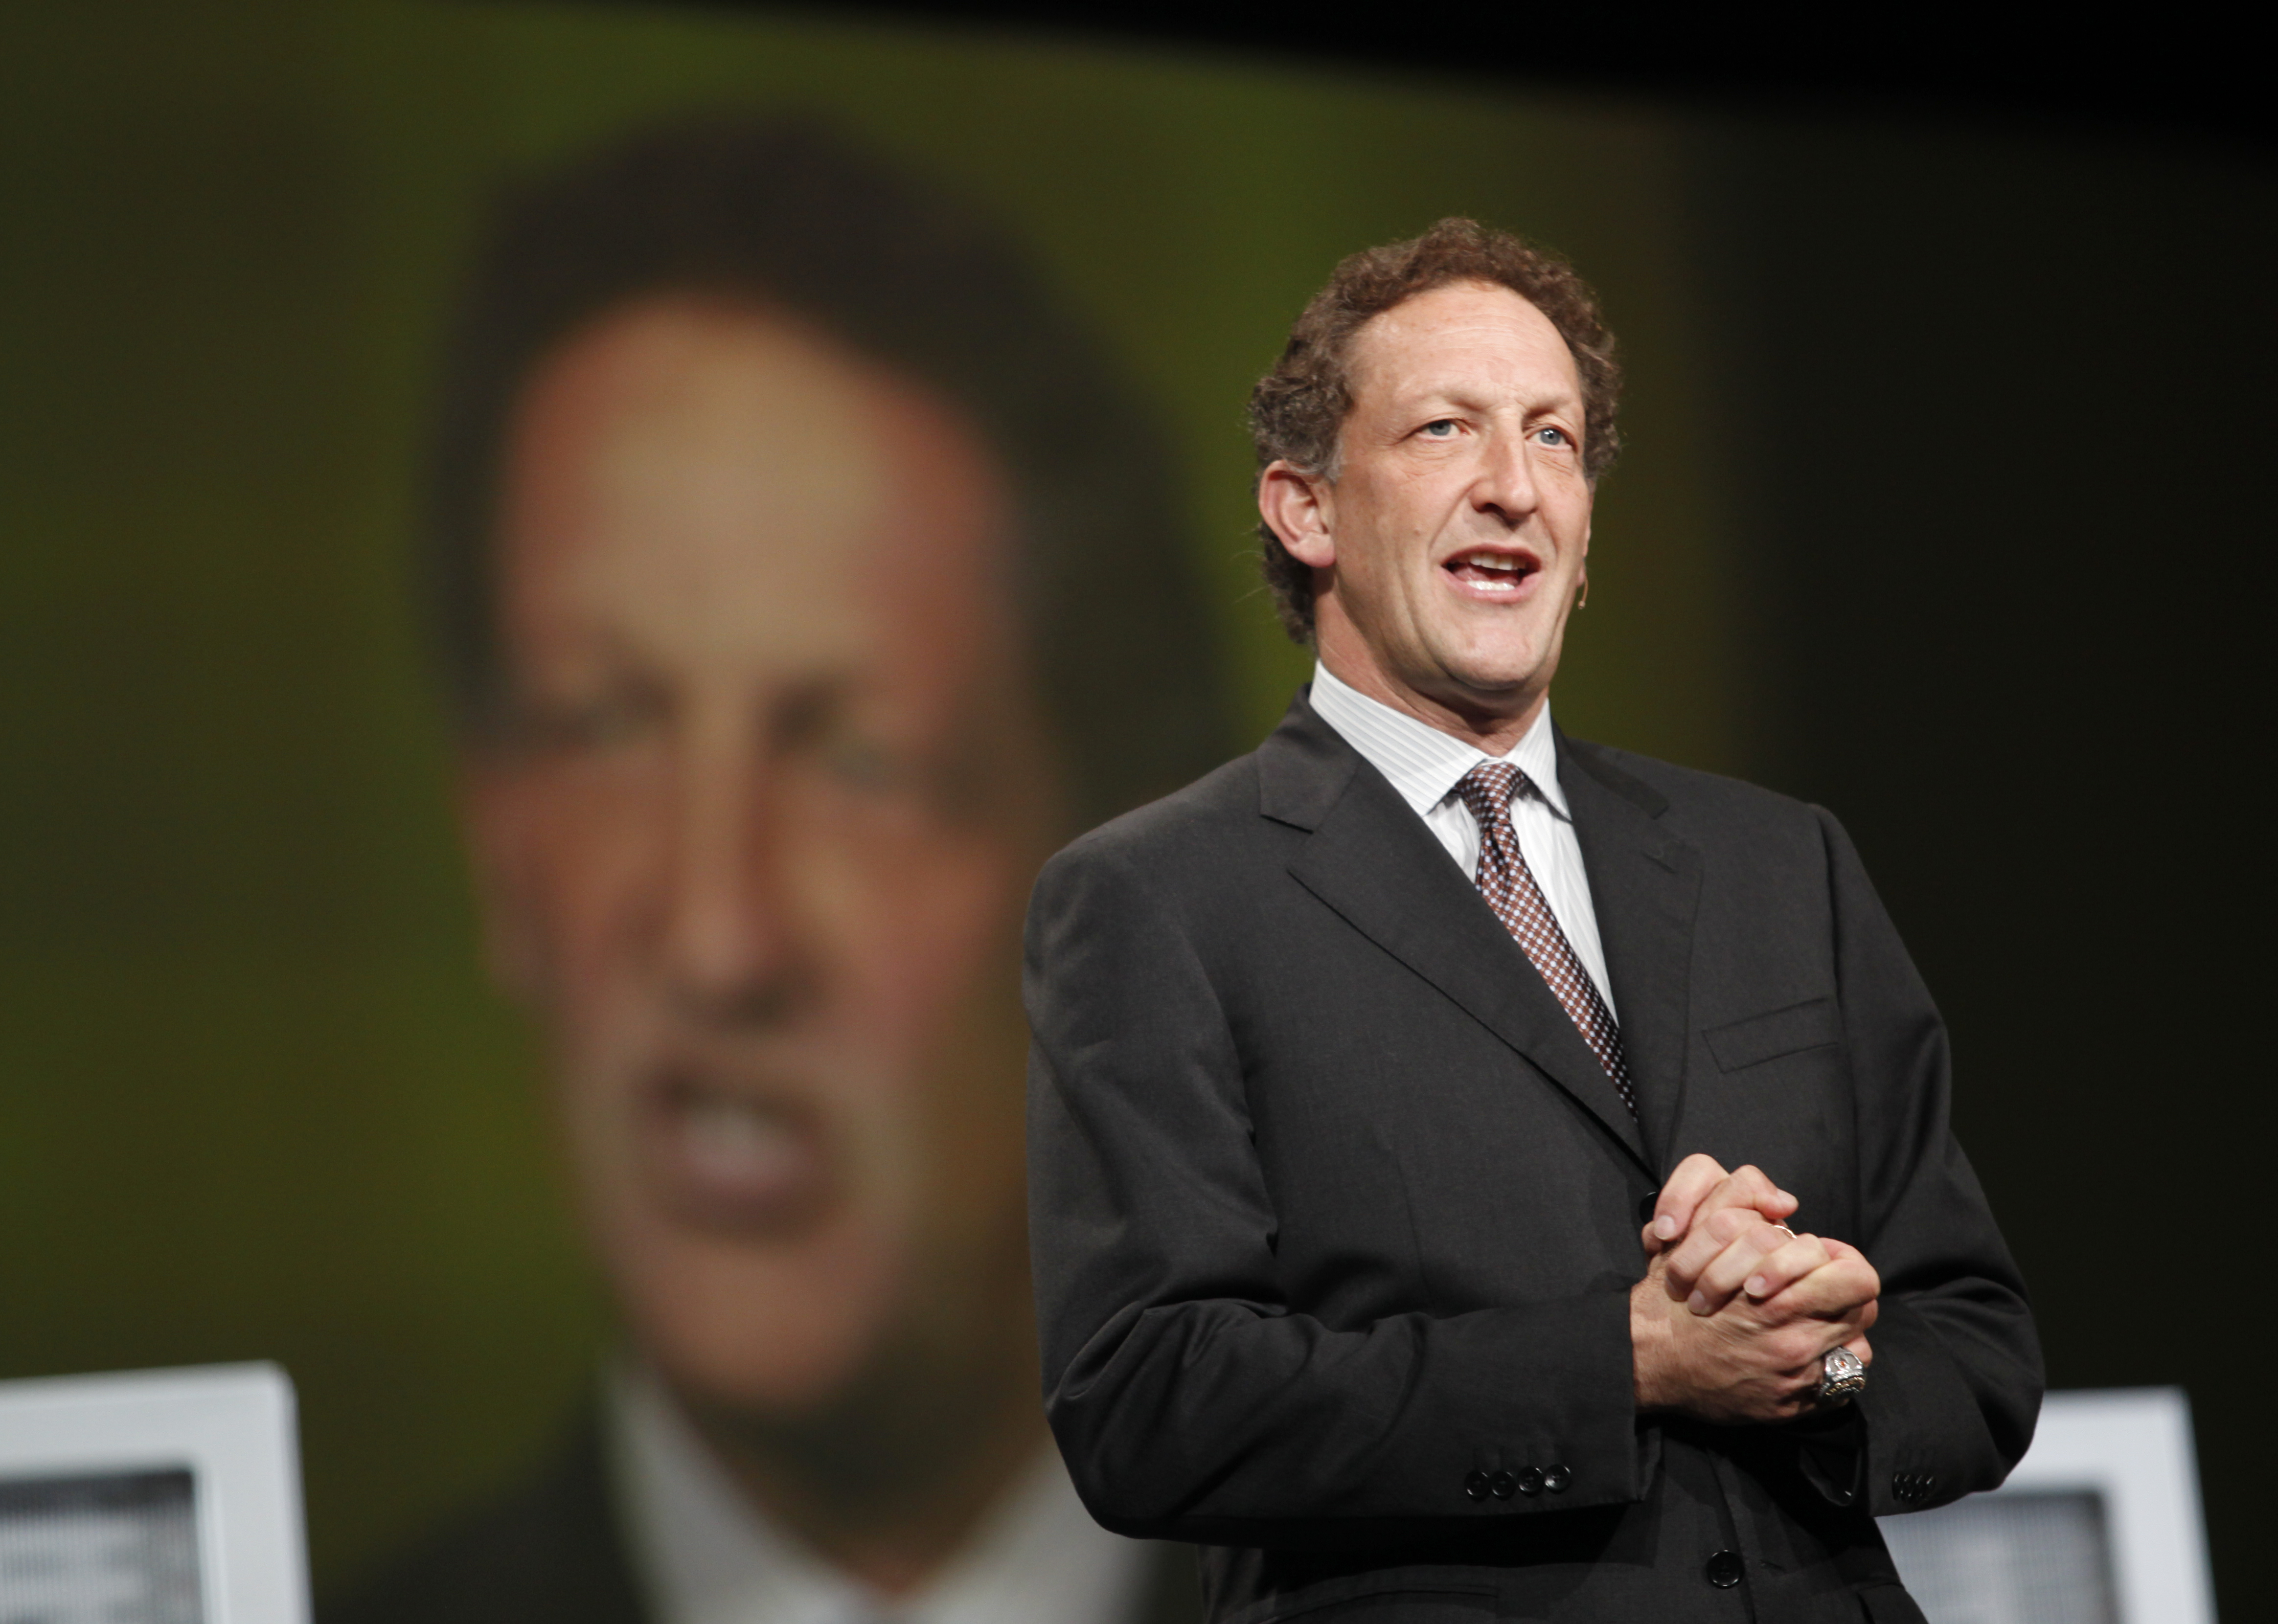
(1471, 431), (1540, 527)
(662, 736), (803, 1018)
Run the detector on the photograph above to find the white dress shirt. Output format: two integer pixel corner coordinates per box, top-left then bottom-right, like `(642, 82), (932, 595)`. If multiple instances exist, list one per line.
(607, 1361), (1149, 1624)
(1307, 661), (1617, 1018)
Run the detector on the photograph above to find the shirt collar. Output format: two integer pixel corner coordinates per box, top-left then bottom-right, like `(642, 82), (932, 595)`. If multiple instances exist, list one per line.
(1309, 659), (1571, 822)
(607, 1358), (1145, 1624)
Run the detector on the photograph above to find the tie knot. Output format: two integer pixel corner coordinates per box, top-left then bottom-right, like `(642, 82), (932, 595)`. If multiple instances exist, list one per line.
(1455, 761), (1527, 824)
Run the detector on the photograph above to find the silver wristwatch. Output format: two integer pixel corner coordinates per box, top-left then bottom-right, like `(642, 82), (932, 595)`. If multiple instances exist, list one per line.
(1818, 1347), (1868, 1403)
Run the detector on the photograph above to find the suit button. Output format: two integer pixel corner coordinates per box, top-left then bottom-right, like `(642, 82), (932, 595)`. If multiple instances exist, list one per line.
(1516, 1466), (1545, 1497)
(1704, 1549), (1744, 1589)
(1542, 1463), (1572, 1493)
(1464, 1471), (1490, 1501)
(1488, 1470), (1516, 1500)
(1637, 1189), (1661, 1226)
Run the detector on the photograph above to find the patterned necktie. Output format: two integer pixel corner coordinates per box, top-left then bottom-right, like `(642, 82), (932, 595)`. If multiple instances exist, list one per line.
(1454, 762), (1638, 1118)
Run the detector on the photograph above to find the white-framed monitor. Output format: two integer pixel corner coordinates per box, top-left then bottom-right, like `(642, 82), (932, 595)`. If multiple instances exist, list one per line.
(1880, 1386), (2215, 1624)
(0, 1363), (309, 1624)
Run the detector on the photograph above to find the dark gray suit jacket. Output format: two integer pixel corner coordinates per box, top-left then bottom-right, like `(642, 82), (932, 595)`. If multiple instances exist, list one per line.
(1025, 694), (2041, 1624)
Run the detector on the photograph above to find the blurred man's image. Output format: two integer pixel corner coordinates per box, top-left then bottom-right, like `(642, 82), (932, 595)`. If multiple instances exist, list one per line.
(329, 120), (1224, 1624)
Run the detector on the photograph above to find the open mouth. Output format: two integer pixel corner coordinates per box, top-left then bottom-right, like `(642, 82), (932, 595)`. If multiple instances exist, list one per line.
(1443, 549), (1539, 596)
(639, 1069), (833, 1235)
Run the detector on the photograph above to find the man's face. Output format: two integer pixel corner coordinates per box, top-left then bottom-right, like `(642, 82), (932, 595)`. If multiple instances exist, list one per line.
(465, 298), (1056, 1418)
(1303, 279), (1594, 723)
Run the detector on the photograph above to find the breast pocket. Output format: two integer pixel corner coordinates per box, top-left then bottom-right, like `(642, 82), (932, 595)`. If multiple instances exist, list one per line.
(1696, 995), (1856, 1231)
(1705, 995), (1841, 1072)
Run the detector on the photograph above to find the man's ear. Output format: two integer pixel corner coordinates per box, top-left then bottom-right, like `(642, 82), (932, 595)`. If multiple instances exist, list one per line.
(457, 752), (547, 1003)
(1258, 460), (1335, 570)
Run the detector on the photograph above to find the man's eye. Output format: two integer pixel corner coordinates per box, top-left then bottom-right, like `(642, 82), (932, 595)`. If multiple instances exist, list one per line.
(1535, 426), (1573, 448)
(510, 692), (661, 752)
(1421, 419), (1458, 438)
(820, 731), (901, 792)
(775, 687), (909, 794)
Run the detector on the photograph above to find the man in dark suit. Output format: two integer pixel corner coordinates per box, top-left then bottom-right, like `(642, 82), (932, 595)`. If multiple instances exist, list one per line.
(1025, 219), (2041, 1622)
(329, 120), (1219, 1624)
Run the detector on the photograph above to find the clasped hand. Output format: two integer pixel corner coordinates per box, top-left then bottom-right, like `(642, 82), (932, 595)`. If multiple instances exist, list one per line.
(1629, 1154), (1879, 1424)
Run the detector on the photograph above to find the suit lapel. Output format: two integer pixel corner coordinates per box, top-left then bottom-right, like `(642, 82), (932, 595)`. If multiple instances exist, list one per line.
(1262, 698), (1650, 1171)
(1557, 731), (1702, 1175)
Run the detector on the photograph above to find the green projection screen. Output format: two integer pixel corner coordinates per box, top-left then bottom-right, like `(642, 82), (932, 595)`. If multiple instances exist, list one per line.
(0, 0), (1748, 1587)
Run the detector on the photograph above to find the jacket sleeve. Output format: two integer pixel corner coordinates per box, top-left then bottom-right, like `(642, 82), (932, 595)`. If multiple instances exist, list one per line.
(1817, 806), (2045, 1515)
(1025, 836), (1644, 1546)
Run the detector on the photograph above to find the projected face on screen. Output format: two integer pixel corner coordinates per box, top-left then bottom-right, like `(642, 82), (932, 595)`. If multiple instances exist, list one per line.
(464, 296), (1057, 1428)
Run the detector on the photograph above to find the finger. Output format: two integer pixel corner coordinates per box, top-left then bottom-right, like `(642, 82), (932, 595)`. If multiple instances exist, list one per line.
(1662, 1202), (1768, 1298)
(1686, 1221), (1821, 1313)
(1668, 1165), (1799, 1265)
(1692, 1229), (1829, 1315)
(1776, 1239), (1880, 1328)
(1648, 1153), (1732, 1247)
(1758, 1250), (1881, 1324)
(1845, 1334), (1873, 1367)
(1663, 1187), (1794, 1296)
(1710, 1164), (1800, 1227)
(1738, 1233), (1840, 1305)
(1685, 1221), (1799, 1312)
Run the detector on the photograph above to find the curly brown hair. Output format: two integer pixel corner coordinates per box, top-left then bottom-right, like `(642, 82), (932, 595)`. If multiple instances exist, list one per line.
(1248, 217), (1623, 642)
